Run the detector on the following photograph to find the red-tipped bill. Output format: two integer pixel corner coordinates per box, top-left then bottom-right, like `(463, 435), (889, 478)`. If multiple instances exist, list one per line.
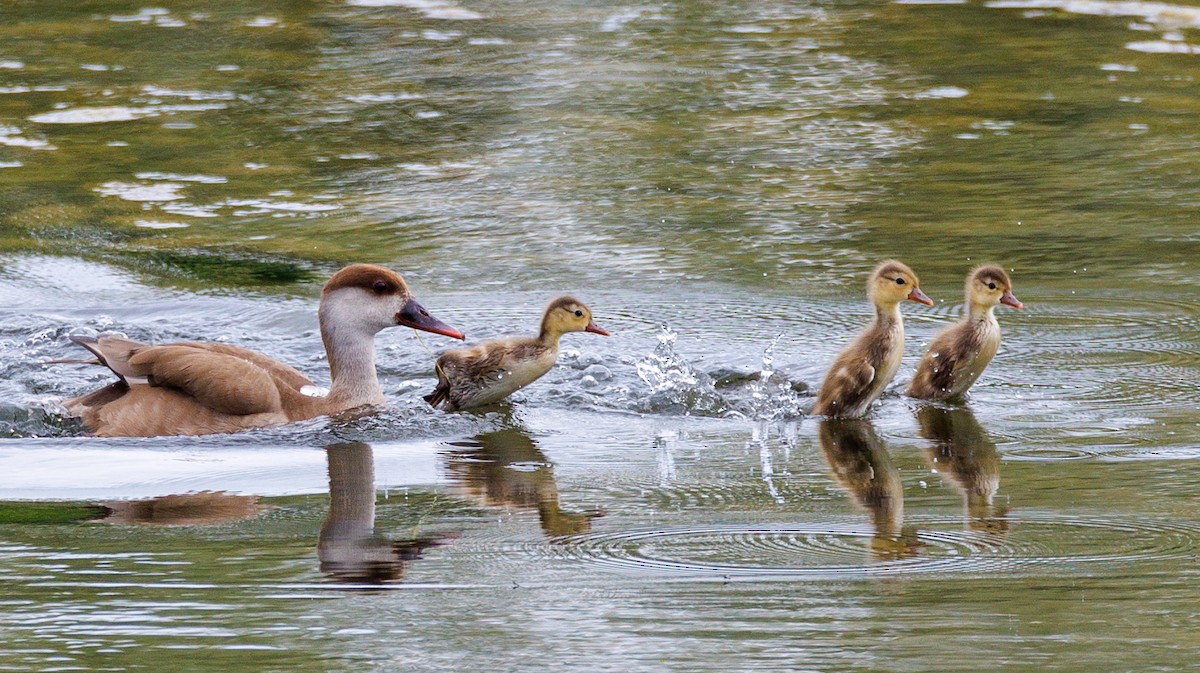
(396, 298), (465, 340)
(585, 320), (610, 336)
(1000, 290), (1024, 309)
(907, 287), (935, 306)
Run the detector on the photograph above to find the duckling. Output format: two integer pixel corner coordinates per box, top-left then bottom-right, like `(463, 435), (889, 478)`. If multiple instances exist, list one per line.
(906, 264), (1022, 402)
(61, 264), (464, 437)
(813, 260), (933, 418)
(425, 296), (609, 411)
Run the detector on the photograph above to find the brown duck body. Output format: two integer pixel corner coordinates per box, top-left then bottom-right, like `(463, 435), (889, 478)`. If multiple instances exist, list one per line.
(64, 338), (331, 436)
(906, 264), (1022, 402)
(61, 264), (463, 437)
(813, 260), (933, 418)
(425, 295), (608, 412)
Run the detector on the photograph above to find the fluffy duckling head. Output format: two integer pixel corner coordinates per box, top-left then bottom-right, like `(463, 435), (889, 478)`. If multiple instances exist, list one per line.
(966, 264), (1023, 310)
(868, 260), (934, 307)
(540, 296), (610, 339)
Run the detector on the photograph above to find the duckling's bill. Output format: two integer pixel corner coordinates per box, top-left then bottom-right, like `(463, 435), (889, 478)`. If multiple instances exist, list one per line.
(395, 298), (465, 340)
(585, 319), (611, 336)
(907, 287), (935, 306)
(1000, 290), (1023, 309)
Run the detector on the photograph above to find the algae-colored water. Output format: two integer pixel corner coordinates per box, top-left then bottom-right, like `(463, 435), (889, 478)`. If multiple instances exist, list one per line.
(3, 1), (1200, 671)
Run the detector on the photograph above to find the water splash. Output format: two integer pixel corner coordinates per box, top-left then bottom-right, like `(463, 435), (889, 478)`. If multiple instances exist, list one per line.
(737, 334), (809, 421)
(635, 326), (727, 416)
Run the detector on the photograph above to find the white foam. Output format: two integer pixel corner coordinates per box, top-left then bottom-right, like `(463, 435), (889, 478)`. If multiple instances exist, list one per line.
(29, 103), (226, 124)
(0, 160), (22, 168)
(224, 198), (340, 213)
(986, 0), (1200, 29)
(134, 219), (190, 229)
(344, 92), (424, 103)
(161, 204), (221, 218)
(244, 16), (282, 27)
(135, 171), (228, 183)
(141, 85), (238, 101)
(0, 60), (23, 69)
(1126, 39), (1200, 52)
(29, 106), (154, 124)
(348, 0), (483, 20)
(95, 181), (187, 202)
(0, 125), (55, 150)
(914, 86), (971, 99)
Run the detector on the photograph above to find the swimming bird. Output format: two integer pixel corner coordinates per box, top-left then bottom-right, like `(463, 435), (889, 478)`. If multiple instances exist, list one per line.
(424, 296), (609, 411)
(906, 264), (1022, 402)
(61, 263), (464, 437)
(812, 260), (933, 418)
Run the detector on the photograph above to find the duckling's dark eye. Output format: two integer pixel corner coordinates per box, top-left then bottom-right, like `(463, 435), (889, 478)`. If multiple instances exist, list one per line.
(372, 280), (388, 293)
(895, 278), (906, 285)
(987, 282), (997, 290)
(574, 310), (584, 317)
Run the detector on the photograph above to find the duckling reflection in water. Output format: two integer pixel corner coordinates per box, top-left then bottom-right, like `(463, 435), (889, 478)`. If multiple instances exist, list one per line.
(425, 296), (609, 411)
(443, 427), (602, 537)
(916, 406), (1009, 535)
(320, 442), (454, 584)
(818, 418), (922, 560)
(907, 265), (1023, 402)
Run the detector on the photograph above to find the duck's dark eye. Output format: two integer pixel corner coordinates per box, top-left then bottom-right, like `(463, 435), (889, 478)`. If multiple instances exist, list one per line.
(372, 280), (389, 293)
(987, 282), (997, 290)
(895, 277), (906, 285)
(574, 310), (584, 318)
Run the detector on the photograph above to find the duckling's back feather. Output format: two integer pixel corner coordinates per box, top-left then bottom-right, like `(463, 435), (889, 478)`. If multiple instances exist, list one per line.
(907, 318), (999, 401)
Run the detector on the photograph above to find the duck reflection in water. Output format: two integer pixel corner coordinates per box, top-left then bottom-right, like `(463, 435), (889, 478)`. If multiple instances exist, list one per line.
(443, 427), (602, 537)
(99, 491), (261, 526)
(916, 406), (1009, 535)
(320, 442), (454, 584)
(818, 418), (922, 560)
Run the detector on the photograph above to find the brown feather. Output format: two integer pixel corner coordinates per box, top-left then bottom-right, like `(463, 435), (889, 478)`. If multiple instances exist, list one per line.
(127, 345), (284, 416)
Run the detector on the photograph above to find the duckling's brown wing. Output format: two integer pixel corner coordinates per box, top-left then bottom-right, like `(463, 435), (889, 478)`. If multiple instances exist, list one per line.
(126, 345), (284, 416)
(907, 327), (974, 399)
(814, 356), (877, 416)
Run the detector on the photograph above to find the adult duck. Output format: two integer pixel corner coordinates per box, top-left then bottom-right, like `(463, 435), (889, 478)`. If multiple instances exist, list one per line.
(62, 263), (464, 437)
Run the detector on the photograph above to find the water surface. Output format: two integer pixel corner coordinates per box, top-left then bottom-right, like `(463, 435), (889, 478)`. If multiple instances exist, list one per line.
(3, 0), (1200, 670)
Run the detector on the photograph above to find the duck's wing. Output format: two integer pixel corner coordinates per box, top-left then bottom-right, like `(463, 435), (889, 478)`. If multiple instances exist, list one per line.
(908, 326), (975, 399)
(176, 342), (314, 391)
(125, 345), (287, 416)
(816, 356), (877, 413)
(424, 365), (452, 409)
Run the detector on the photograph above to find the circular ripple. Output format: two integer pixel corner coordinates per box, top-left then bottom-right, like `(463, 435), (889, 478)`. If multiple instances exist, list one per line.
(547, 513), (1200, 578)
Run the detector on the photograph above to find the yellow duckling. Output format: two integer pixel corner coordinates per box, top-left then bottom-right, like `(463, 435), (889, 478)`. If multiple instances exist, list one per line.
(906, 264), (1022, 402)
(425, 296), (610, 411)
(813, 260), (933, 418)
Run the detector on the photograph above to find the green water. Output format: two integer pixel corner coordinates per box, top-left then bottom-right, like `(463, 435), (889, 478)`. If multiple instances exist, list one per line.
(3, 0), (1200, 670)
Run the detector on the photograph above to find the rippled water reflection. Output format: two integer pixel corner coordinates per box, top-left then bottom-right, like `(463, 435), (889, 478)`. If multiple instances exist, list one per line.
(5, 0), (1200, 670)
